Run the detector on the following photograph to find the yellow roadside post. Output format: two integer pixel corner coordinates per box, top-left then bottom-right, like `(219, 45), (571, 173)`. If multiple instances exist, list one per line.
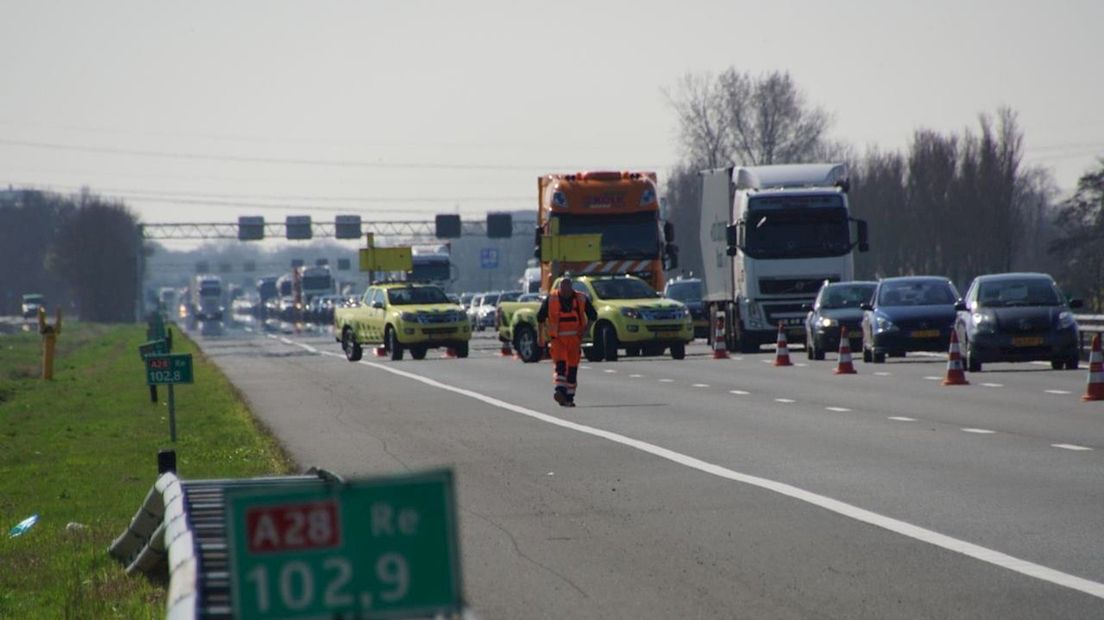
(38, 306), (63, 380)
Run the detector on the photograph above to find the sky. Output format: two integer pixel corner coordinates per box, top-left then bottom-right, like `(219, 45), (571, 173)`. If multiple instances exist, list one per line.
(2, 0), (1102, 236)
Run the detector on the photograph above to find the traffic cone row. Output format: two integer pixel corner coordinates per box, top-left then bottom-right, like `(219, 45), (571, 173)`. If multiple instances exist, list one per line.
(834, 326), (856, 375)
(942, 330), (969, 386)
(773, 323), (792, 367)
(712, 313), (729, 360)
(442, 347), (456, 359)
(1084, 333), (1103, 401)
(374, 346), (387, 357)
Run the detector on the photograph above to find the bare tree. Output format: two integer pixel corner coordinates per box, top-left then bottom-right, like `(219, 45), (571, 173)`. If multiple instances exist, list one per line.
(1049, 160), (1104, 310)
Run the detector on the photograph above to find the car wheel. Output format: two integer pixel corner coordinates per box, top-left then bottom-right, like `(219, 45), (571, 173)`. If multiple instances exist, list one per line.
(670, 343), (686, 360)
(627, 346), (641, 357)
(583, 345), (604, 363)
(1051, 360), (1065, 370)
(872, 350), (886, 364)
(966, 347), (981, 373)
(410, 346), (427, 360)
(862, 344), (872, 363)
(342, 328), (362, 362)
(813, 338), (826, 361)
(1066, 358), (1080, 371)
(454, 342), (469, 358)
(386, 327), (404, 361)
(598, 323), (619, 362)
(806, 335), (815, 360)
(514, 325), (541, 363)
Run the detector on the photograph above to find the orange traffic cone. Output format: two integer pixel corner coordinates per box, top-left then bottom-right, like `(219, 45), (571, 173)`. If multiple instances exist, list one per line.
(942, 330), (969, 386)
(773, 322), (792, 367)
(834, 326), (857, 375)
(712, 313), (730, 360)
(1083, 334), (1103, 401)
(499, 341), (512, 357)
(374, 346), (387, 358)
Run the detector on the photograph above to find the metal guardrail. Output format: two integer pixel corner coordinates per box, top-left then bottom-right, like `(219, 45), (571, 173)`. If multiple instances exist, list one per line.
(111, 470), (337, 619)
(1076, 314), (1104, 356)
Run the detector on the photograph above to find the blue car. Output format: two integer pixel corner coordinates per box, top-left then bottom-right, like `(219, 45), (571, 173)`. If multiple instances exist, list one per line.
(861, 276), (961, 363)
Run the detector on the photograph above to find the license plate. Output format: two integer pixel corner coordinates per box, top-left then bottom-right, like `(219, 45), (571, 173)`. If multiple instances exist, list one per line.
(910, 329), (940, 338)
(1012, 336), (1043, 347)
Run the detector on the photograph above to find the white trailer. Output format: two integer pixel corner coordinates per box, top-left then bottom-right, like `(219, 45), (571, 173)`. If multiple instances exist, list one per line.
(698, 163), (869, 352)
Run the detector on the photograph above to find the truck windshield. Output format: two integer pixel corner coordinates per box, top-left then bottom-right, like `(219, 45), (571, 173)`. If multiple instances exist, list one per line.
(412, 257), (451, 282)
(591, 278), (659, 300)
(665, 280), (701, 302)
(387, 287), (450, 305)
(745, 196), (851, 259)
(303, 275), (333, 290)
(554, 211), (659, 259)
(200, 285), (221, 297)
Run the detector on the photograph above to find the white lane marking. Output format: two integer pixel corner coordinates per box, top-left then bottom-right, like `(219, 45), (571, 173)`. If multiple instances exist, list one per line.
(795, 363), (808, 367)
(962, 428), (996, 434)
(761, 359), (773, 364)
(729, 390), (750, 395)
(692, 383), (710, 388)
(1052, 444), (1093, 452)
(729, 357), (744, 361)
(580, 365), (592, 370)
(244, 326), (253, 333)
(980, 383), (1004, 388)
(888, 416), (917, 422)
(659, 379), (674, 383)
(320, 351), (344, 358)
(774, 398), (796, 403)
(629, 374), (643, 378)
(603, 369), (617, 374)
(1045, 390), (1072, 395)
(280, 337), (294, 345)
(1031, 361), (1051, 366)
(826, 407), (851, 412)
(874, 371), (892, 376)
(342, 358), (1104, 601)
(295, 342), (319, 354)
(266, 334), (278, 340)
(923, 376), (942, 381)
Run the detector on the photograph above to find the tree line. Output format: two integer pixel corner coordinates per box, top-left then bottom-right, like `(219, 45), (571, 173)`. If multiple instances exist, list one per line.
(0, 189), (141, 321)
(664, 68), (1103, 310)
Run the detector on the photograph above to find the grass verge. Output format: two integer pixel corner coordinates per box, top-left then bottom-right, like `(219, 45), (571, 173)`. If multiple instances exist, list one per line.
(0, 322), (292, 618)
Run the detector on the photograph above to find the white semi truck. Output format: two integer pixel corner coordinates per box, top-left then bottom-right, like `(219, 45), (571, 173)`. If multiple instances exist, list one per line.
(190, 274), (224, 320)
(698, 163), (869, 352)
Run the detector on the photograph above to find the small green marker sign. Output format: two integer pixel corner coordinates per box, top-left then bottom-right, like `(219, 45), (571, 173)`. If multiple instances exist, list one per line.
(138, 339), (169, 359)
(144, 353), (193, 385)
(226, 470), (463, 619)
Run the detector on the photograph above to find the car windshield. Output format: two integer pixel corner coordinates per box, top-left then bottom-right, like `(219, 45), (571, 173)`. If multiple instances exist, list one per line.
(387, 286), (450, 305)
(552, 211), (659, 259)
(200, 284), (221, 296)
(482, 293), (501, 306)
(23, 294), (44, 303)
(977, 279), (1062, 307)
(665, 281), (702, 302)
(591, 278), (659, 300)
(820, 284), (876, 309)
(878, 280), (956, 306)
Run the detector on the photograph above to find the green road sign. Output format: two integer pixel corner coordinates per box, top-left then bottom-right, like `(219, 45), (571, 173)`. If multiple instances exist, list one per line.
(147, 314), (166, 341)
(138, 339), (169, 359)
(145, 354), (193, 385)
(226, 470), (462, 620)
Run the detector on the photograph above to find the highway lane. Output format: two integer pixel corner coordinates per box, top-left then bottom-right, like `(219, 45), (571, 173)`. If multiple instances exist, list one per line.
(186, 319), (1104, 618)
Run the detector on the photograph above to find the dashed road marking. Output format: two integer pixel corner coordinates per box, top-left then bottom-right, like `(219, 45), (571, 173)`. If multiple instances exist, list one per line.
(336, 356), (1104, 601)
(729, 357), (744, 361)
(1031, 361), (1051, 366)
(874, 371), (892, 376)
(280, 337), (294, 345)
(692, 383), (710, 388)
(888, 416), (916, 422)
(962, 428), (996, 434)
(825, 407), (851, 412)
(980, 383), (1003, 388)
(1045, 390), (1072, 395)
(1052, 444), (1093, 451)
(923, 376), (942, 381)
(243, 326), (253, 332)
(629, 374), (643, 378)
(659, 379), (674, 383)
(795, 363), (808, 367)
(603, 369), (617, 374)
(729, 390), (750, 395)
(580, 365), (592, 370)
(266, 334), (278, 340)
(774, 398), (796, 403)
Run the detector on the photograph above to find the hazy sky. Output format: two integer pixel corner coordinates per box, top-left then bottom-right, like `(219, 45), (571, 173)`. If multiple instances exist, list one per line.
(2, 0), (1101, 230)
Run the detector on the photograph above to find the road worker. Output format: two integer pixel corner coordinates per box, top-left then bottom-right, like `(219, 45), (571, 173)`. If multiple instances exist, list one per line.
(537, 274), (597, 407)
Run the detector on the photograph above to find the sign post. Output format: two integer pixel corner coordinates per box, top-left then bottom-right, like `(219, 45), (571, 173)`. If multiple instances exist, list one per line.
(144, 353), (193, 442)
(226, 470), (463, 619)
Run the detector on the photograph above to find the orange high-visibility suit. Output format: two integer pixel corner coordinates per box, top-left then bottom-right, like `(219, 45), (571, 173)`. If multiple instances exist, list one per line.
(542, 291), (589, 406)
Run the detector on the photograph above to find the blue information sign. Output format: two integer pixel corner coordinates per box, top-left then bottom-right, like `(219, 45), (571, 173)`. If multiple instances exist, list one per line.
(479, 248), (498, 270)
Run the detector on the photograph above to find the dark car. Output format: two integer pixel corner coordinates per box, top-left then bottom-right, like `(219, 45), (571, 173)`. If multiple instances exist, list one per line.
(955, 272), (1081, 372)
(663, 277), (708, 338)
(861, 276), (961, 363)
(804, 281), (877, 360)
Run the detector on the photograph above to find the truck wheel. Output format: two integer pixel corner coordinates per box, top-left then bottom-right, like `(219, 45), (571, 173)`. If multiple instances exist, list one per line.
(670, 343), (686, 360)
(410, 346), (427, 360)
(598, 323), (619, 362)
(514, 325), (542, 363)
(583, 345), (604, 363)
(455, 342), (469, 358)
(342, 328), (362, 362)
(386, 327), (404, 361)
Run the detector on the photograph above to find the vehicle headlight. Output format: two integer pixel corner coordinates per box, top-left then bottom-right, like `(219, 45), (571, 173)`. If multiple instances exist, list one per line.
(620, 307), (642, 319)
(819, 317), (837, 328)
(400, 312), (420, 323)
(1058, 311), (1076, 329)
(875, 316), (897, 332)
(682, 307), (692, 318)
(972, 312), (995, 333)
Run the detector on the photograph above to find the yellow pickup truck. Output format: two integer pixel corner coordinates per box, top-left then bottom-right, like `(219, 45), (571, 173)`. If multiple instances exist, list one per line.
(498, 275), (694, 363)
(334, 282), (471, 361)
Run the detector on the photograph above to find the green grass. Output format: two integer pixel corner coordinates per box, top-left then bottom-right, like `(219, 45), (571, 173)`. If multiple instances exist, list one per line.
(0, 322), (293, 618)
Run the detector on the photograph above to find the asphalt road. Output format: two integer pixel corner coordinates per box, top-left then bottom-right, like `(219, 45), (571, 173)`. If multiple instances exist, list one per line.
(183, 315), (1104, 619)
